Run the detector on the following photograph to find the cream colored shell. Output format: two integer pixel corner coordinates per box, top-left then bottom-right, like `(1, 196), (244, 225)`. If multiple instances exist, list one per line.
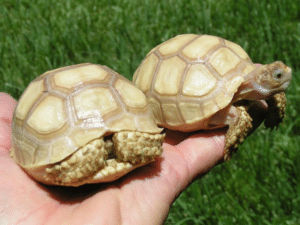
(133, 34), (257, 131)
(12, 63), (161, 168)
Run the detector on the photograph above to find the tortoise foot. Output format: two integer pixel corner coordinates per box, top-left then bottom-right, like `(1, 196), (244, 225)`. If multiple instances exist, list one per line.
(224, 106), (253, 160)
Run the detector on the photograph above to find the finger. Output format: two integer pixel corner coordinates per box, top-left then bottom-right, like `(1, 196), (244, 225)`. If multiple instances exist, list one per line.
(0, 93), (17, 151)
(0, 93), (17, 122)
(161, 129), (225, 193)
(176, 129), (225, 176)
(0, 121), (13, 151)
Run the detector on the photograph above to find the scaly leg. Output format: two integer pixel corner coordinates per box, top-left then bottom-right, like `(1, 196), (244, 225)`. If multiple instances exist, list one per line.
(86, 132), (165, 184)
(224, 106), (253, 160)
(264, 92), (286, 129)
(113, 131), (165, 164)
(33, 138), (108, 186)
(208, 105), (253, 160)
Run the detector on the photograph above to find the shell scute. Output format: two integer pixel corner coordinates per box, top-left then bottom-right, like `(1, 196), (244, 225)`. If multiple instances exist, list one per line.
(153, 56), (186, 95)
(132, 53), (159, 93)
(27, 95), (66, 134)
(14, 79), (45, 122)
(181, 35), (221, 60)
(161, 103), (182, 126)
(73, 87), (118, 120)
(209, 47), (241, 76)
(52, 64), (109, 93)
(115, 79), (147, 109)
(158, 34), (198, 56)
(179, 102), (202, 124)
(183, 64), (217, 97)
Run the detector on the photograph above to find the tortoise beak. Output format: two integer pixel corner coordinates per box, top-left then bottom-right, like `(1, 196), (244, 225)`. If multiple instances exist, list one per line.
(282, 66), (292, 89)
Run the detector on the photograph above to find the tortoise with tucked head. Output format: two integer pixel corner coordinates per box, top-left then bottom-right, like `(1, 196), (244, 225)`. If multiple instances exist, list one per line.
(133, 34), (292, 159)
(10, 63), (165, 186)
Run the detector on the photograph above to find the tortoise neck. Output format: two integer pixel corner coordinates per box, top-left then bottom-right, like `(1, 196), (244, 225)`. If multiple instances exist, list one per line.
(233, 65), (271, 101)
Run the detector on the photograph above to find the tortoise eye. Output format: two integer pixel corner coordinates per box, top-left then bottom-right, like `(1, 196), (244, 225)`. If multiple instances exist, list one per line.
(273, 70), (283, 80)
(276, 73), (282, 79)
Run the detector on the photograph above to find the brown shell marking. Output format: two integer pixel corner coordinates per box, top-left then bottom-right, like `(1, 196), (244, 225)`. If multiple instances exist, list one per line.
(12, 63), (161, 167)
(133, 34), (257, 131)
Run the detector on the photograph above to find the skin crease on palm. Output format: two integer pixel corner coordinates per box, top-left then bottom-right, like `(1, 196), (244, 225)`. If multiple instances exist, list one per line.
(0, 64), (269, 224)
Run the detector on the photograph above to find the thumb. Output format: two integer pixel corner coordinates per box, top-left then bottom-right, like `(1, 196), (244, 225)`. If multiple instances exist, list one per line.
(0, 93), (17, 151)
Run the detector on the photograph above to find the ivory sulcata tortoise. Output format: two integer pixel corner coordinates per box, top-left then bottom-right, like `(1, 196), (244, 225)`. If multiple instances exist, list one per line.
(133, 34), (292, 159)
(10, 63), (165, 186)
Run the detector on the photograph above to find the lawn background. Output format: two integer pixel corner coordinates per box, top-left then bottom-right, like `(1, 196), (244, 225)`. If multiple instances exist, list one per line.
(1, 0), (300, 224)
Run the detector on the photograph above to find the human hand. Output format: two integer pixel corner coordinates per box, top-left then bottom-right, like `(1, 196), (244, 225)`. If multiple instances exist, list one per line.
(0, 92), (225, 224)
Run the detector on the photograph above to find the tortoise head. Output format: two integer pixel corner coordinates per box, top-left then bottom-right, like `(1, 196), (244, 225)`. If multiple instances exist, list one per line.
(254, 61), (292, 94)
(236, 61), (292, 100)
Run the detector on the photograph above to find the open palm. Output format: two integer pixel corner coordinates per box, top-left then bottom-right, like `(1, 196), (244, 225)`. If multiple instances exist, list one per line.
(0, 92), (225, 224)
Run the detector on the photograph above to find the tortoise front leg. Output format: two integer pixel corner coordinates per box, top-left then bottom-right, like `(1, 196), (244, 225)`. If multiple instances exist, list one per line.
(208, 105), (253, 160)
(224, 106), (253, 160)
(264, 92), (286, 129)
(223, 92), (286, 160)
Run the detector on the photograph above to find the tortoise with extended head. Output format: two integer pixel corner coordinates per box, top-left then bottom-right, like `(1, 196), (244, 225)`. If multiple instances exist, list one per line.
(10, 63), (165, 186)
(133, 34), (292, 159)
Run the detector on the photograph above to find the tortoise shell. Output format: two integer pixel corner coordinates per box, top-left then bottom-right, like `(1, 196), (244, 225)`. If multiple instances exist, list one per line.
(133, 34), (258, 131)
(11, 63), (161, 168)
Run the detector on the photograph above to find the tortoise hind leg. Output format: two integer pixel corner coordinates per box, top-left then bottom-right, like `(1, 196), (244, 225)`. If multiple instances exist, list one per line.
(32, 138), (109, 186)
(85, 132), (165, 183)
(113, 131), (165, 164)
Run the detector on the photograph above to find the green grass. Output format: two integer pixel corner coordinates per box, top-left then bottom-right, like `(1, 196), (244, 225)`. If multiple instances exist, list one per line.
(1, 0), (300, 224)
